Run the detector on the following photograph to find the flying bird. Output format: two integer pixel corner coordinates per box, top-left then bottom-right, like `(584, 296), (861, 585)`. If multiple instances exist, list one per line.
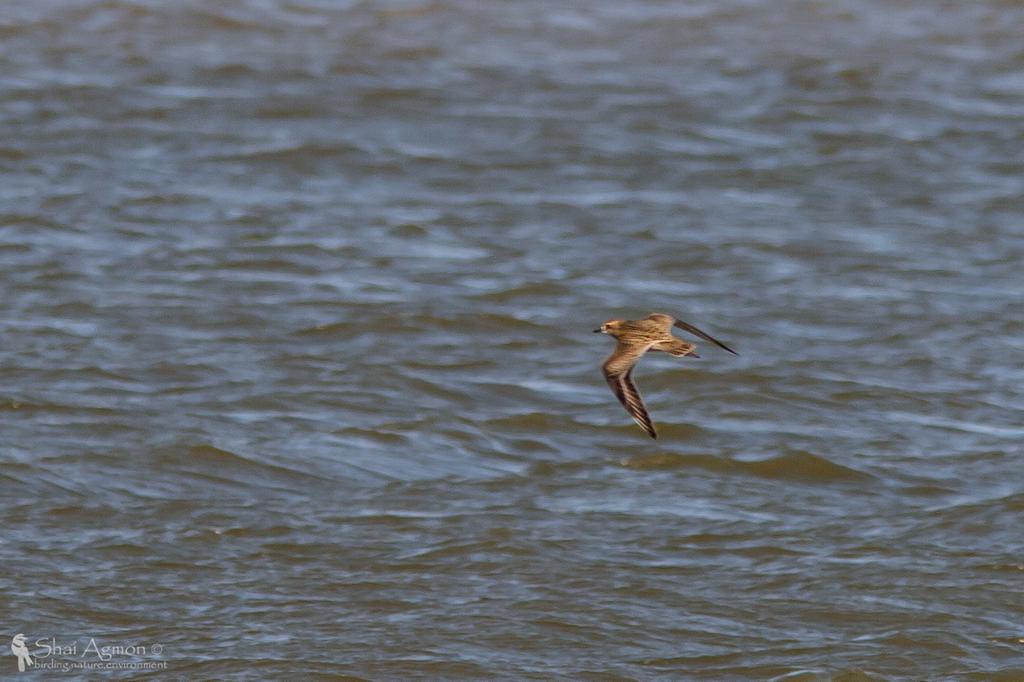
(594, 313), (737, 439)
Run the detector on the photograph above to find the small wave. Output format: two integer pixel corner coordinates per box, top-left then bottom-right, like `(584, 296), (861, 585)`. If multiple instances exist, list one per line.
(294, 321), (347, 336)
(624, 450), (873, 483)
(622, 452), (729, 472)
(152, 442), (338, 492)
(333, 426), (410, 446)
(740, 450), (874, 483)
(206, 141), (366, 163)
(469, 281), (572, 302)
(482, 411), (583, 434)
(0, 399), (118, 415)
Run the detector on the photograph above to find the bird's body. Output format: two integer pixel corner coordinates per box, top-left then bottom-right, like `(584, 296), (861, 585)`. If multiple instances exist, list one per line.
(594, 313), (737, 439)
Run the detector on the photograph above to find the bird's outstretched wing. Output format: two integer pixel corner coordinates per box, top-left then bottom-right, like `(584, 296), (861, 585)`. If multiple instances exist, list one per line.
(602, 342), (658, 439)
(671, 317), (738, 355)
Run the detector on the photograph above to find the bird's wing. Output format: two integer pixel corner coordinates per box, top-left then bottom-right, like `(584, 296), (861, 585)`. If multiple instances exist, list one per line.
(602, 341), (658, 439)
(672, 317), (738, 355)
(644, 313), (676, 330)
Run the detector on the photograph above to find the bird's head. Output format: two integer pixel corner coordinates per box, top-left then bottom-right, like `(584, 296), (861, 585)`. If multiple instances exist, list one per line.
(593, 319), (626, 336)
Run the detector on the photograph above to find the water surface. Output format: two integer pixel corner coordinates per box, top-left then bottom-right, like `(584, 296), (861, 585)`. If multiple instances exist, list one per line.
(1, 0), (1023, 679)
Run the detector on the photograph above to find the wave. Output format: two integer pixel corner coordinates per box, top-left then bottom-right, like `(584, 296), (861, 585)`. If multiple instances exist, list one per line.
(624, 449), (874, 483)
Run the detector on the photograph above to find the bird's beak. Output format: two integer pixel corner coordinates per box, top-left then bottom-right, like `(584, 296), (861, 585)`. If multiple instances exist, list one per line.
(593, 328), (602, 333)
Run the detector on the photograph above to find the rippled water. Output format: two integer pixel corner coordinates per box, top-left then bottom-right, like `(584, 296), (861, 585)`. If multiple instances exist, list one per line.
(2, 0), (1023, 679)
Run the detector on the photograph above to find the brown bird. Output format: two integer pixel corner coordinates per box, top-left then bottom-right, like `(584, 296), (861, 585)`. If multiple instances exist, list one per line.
(594, 313), (737, 439)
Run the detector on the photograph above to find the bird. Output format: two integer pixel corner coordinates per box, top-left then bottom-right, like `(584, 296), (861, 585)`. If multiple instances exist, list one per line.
(594, 313), (737, 439)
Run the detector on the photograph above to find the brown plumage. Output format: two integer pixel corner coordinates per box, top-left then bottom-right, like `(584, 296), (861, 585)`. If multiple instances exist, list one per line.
(594, 313), (737, 439)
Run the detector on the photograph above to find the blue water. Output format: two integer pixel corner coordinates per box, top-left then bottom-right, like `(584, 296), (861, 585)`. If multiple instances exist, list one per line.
(2, 0), (1022, 679)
